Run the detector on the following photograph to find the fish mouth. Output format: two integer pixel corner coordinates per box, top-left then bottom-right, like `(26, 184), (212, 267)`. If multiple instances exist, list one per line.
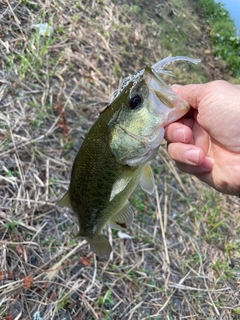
(165, 96), (190, 125)
(145, 68), (190, 124)
(124, 145), (160, 166)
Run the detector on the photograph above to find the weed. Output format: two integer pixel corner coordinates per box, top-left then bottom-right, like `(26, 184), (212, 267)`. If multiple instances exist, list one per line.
(211, 259), (237, 281)
(233, 309), (240, 315)
(131, 5), (141, 14)
(6, 220), (20, 232)
(199, 0), (240, 77)
(57, 290), (70, 311)
(76, 2), (81, 10)
(7, 30), (57, 83)
(6, 170), (19, 177)
(225, 240), (240, 256)
(99, 290), (115, 308)
(131, 188), (146, 213)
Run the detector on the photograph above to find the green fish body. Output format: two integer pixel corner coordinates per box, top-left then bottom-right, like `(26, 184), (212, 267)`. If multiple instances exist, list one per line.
(58, 56), (200, 257)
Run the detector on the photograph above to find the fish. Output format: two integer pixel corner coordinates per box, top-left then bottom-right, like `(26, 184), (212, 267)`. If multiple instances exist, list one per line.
(58, 56), (201, 257)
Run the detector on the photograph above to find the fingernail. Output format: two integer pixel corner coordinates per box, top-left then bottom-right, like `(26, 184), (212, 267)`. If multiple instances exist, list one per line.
(202, 157), (214, 170)
(173, 128), (186, 142)
(184, 149), (199, 165)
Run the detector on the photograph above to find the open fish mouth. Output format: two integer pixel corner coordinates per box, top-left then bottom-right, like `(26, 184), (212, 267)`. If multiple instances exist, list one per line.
(144, 66), (191, 123)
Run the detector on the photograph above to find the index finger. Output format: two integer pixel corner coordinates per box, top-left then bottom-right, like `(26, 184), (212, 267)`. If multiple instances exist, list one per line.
(164, 120), (194, 143)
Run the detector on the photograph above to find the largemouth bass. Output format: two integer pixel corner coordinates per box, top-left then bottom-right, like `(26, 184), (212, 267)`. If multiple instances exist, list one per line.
(58, 56), (200, 257)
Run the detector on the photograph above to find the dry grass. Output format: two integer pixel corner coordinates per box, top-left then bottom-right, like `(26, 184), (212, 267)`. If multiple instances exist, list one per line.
(0, 0), (240, 319)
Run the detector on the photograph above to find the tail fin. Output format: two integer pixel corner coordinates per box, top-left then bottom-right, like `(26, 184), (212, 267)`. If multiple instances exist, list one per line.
(86, 234), (112, 257)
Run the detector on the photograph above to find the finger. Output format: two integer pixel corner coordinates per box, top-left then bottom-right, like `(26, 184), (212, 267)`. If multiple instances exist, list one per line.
(191, 121), (210, 155)
(172, 83), (208, 109)
(168, 143), (206, 166)
(175, 156), (214, 174)
(164, 123), (193, 143)
(194, 172), (240, 196)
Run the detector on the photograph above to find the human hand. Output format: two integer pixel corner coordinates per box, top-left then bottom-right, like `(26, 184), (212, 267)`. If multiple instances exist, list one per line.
(164, 80), (240, 196)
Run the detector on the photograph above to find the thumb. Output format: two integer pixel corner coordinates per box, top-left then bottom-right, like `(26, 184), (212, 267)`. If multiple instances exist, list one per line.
(172, 83), (208, 110)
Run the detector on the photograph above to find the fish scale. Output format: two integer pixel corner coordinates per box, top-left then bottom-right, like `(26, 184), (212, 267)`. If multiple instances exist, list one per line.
(58, 56), (200, 257)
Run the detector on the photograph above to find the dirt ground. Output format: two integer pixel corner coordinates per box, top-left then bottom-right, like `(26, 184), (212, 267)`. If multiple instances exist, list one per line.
(0, 0), (240, 319)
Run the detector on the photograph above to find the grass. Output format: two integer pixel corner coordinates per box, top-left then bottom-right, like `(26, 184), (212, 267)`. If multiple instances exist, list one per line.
(0, 0), (240, 319)
(199, 0), (240, 78)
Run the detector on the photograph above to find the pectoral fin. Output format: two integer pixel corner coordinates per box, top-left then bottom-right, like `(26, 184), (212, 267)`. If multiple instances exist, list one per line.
(139, 164), (155, 195)
(57, 191), (72, 208)
(86, 234), (112, 257)
(110, 169), (135, 201)
(108, 202), (134, 230)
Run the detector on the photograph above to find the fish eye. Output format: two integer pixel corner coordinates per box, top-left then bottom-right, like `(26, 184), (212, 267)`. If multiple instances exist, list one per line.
(129, 94), (142, 109)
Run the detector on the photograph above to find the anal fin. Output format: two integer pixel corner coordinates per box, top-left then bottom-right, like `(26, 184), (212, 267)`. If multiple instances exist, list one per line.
(108, 201), (134, 231)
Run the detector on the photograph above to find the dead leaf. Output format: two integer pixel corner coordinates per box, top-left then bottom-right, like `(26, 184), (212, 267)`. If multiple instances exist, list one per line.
(79, 257), (92, 266)
(16, 244), (23, 255)
(53, 101), (69, 136)
(24, 276), (33, 290)
(49, 292), (57, 301)
(3, 315), (14, 320)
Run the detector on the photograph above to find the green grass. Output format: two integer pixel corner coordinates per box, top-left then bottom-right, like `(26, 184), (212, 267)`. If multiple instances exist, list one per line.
(7, 31), (58, 81)
(199, 0), (240, 78)
(6, 219), (21, 232)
